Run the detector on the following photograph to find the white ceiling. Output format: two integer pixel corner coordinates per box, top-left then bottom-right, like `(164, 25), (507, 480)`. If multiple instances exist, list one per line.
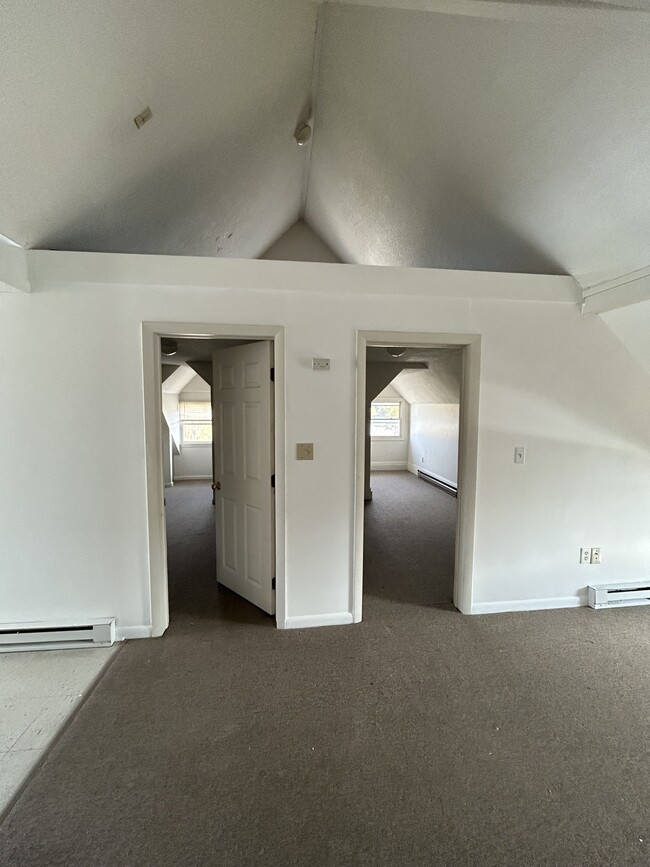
(1, 0), (648, 285)
(307, 2), (650, 285)
(0, 0), (316, 257)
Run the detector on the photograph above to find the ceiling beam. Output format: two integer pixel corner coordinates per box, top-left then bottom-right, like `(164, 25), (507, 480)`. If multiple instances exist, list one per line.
(582, 266), (650, 314)
(327, 0), (650, 26)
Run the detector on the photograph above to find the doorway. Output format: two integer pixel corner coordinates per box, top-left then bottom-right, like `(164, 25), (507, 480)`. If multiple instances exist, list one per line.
(353, 332), (480, 622)
(142, 323), (286, 637)
(364, 347), (461, 607)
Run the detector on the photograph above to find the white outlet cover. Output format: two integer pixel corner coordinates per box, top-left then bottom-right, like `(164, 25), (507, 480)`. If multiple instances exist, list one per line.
(312, 358), (330, 370)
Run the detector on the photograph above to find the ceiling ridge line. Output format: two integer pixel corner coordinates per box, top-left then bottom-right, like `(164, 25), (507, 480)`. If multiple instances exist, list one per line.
(299, 2), (327, 220)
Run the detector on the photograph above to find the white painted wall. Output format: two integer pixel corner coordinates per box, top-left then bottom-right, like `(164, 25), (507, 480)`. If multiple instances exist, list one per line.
(0, 235), (29, 293)
(408, 404), (459, 487)
(600, 299), (650, 377)
(0, 253), (648, 634)
(370, 385), (409, 470)
(262, 220), (340, 263)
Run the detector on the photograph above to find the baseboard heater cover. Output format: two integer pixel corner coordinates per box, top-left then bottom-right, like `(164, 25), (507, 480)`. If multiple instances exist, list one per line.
(0, 618), (115, 652)
(588, 582), (650, 610)
(417, 470), (457, 497)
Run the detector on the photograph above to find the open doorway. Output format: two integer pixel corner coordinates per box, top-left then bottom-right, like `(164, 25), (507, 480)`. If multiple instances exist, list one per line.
(142, 323), (286, 637)
(353, 332), (480, 622)
(364, 347), (461, 608)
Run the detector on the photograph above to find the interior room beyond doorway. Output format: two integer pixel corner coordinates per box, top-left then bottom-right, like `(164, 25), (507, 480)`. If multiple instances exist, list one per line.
(159, 334), (277, 630)
(362, 346), (462, 610)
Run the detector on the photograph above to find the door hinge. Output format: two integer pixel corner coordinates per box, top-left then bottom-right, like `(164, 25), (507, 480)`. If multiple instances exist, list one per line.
(271, 474), (275, 488)
(270, 367), (275, 382)
(272, 577), (276, 590)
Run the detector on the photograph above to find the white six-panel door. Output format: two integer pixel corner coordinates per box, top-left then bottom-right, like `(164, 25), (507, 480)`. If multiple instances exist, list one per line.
(212, 341), (275, 614)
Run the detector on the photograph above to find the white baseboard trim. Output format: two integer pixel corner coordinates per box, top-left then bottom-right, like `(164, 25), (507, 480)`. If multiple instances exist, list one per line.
(115, 625), (153, 641)
(470, 595), (586, 615)
(173, 475), (212, 481)
(282, 612), (354, 630)
(371, 461), (408, 471)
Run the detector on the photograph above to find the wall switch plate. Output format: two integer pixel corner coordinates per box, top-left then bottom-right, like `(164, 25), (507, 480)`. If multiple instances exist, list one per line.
(296, 443), (314, 460)
(514, 447), (526, 464)
(591, 547), (601, 565)
(580, 547), (591, 565)
(312, 358), (330, 370)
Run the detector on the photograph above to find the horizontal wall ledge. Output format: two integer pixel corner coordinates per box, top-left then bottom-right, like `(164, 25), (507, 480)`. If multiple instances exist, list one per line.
(582, 266), (650, 314)
(26, 249), (580, 304)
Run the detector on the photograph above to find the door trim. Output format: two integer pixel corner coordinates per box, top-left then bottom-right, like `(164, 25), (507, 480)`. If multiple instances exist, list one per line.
(353, 331), (481, 621)
(142, 322), (286, 636)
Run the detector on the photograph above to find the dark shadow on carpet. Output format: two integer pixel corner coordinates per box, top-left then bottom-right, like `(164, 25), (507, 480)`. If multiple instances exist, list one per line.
(364, 471), (457, 606)
(165, 480), (274, 630)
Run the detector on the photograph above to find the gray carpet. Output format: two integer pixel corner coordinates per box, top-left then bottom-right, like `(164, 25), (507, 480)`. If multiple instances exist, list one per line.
(1, 481), (650, 866)
(364, 471), (456, 606)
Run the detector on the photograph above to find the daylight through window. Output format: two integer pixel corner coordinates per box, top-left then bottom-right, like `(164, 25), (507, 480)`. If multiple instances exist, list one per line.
(370, 401), (401, 437)
(180, 401), (212, 444)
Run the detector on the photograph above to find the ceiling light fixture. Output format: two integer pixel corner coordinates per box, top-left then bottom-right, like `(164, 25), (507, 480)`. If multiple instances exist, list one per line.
(294, 121), (312, 146)
(386, 347), (406, 358)
(161, 338), (178, 357)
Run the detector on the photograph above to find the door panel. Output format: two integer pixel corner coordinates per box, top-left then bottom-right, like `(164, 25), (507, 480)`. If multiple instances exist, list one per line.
(212, 341), (275, 614)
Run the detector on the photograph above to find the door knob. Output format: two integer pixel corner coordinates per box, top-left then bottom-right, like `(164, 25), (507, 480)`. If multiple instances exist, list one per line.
(212, 481), (221, 491)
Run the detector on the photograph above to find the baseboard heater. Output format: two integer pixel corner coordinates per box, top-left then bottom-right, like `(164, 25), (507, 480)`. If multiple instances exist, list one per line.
(588, 583), (650, 610)
(417, 470), (457, 498)
(0, 618), (115, 652)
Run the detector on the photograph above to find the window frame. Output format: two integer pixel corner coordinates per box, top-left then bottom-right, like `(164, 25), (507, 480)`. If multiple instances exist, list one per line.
(370, 399), (404, 440)
(179, 399), (213, 446)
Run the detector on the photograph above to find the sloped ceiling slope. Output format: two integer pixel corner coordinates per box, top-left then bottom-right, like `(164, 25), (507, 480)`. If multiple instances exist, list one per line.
(0, 0), (316, 257)
(306, 2), (650, 284)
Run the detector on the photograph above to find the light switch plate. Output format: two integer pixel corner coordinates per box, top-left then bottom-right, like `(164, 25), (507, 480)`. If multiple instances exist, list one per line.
(296, 443), (314, 460)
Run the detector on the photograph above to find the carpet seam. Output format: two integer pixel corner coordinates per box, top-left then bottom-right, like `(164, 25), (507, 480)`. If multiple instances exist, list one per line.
(0, 641), (127, 828)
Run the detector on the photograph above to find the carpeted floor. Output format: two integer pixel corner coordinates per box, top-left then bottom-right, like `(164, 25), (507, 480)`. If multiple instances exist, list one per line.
(363, 471), (456, 606)
(1, 481), (650, 866)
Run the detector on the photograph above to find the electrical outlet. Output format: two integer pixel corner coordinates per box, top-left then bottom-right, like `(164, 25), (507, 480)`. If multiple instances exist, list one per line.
(591, 547), (601, 565)
(580, 547), (591, 565)
(312, 358), (330, 370)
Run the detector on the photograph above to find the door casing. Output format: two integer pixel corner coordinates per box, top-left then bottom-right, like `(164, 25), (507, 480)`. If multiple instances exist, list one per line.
(354, 331), (481, 620)
(142, 322), (286, 636)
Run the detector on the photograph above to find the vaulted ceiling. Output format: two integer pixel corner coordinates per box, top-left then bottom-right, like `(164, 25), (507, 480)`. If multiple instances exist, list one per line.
(1, 0), (648, 287)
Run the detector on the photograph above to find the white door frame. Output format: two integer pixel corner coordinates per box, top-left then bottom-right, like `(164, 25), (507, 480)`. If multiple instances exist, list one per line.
(142, 322), (286, 636)
(353, 331), (481, 621)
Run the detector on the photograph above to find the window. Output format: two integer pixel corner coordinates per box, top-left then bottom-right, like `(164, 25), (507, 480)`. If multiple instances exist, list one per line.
(180, 400), (212, 444)
(370, 401), (402, 438)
